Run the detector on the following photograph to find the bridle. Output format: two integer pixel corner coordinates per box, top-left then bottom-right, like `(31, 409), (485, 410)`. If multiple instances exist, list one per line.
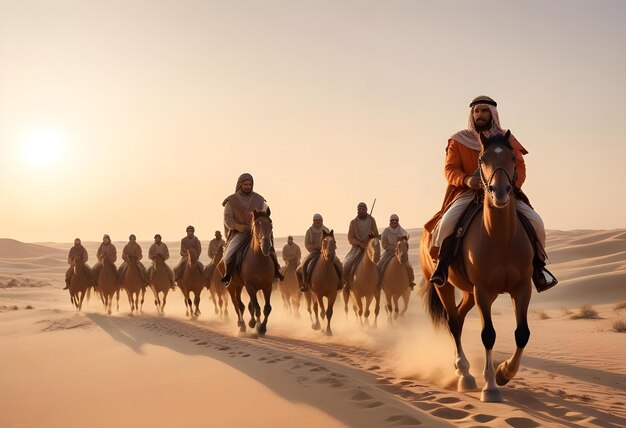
(478, 149), (517, 194)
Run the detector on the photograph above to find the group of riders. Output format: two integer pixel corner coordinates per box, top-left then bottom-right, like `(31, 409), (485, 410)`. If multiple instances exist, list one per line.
(64, 95), (557, 296)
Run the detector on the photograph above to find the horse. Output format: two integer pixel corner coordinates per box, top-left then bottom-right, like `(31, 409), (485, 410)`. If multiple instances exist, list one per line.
(148, 255), (172, 315)
(97, 256), (120, 315)
(219, 208), (275, 335)
(68, 256), (92, 311)
(204, 245), (229, 319)
(179, 248), (205, 319)
(120, 256), (145, 315)
(277, 258), (301, 317)
(348, 233), (382, 328)
(306, 230), (340, 336)
(419, 131), (534, 402)
(380, 236), (411, 323)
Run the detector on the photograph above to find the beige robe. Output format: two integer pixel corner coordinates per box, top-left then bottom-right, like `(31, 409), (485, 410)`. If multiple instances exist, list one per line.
(305, 226), (330, 252)
(67, 245), (88, 265)
(381, 225), (408, 251)
(180, 236), (202, 257)
(149, 243), (170, 261)
(222, 191), (267, 240)
(122, 242), (143, 261)
(96, 243), (117, 263)
(208, 238), (226, 260)
(347, 215), (379, 249)
(282, 242), (301, 266)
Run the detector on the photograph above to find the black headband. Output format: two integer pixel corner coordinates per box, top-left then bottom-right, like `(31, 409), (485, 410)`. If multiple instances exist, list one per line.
(470, 98), (497, 108)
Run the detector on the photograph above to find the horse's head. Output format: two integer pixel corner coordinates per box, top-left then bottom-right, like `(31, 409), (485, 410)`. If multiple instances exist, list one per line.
(187, 248), (199, 264)
(321, 229), (336, 260)
(366, 232), (381, 264)
(479, 130), (517, 208)
(395, 235), (409, 264)
(72, 256), (84, 272)
(252, 207), (273, 256)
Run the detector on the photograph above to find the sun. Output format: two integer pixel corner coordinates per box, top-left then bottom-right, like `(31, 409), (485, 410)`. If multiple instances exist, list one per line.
(22, 129), (66, 167)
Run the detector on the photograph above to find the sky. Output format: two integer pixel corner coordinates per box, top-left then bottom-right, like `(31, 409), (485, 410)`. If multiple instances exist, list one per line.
(1, 0), (625, 243)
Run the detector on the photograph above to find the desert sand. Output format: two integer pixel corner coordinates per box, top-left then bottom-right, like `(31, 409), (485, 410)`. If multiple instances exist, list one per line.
(1, 230), (625, 428)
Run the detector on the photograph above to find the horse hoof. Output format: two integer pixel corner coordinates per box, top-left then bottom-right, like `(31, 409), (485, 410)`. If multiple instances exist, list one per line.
(480, 387), (503, 402)
(325, 329), (333, 337)
(458, 375), (478, 392)
(496, 364), (512, 386)
(312, 323), (321, 331)
(257, 324), (267, 336)
(248, 320), (256, 329)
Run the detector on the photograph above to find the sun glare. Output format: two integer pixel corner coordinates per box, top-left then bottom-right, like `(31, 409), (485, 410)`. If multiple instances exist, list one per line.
(22, 129), (66, 166)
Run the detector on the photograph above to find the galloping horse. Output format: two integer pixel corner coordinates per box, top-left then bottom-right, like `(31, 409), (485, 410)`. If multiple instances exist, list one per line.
(68, 256), (92, 312)
(420, 131), (534, 402)
(120, 256), (144, 315)
(380, 236), (411, 323)
(97, 256), (120, 315)
(205, 245), (229, 318)
(149, 255), (172, 315)
(347, 233), (381, 328)
(219, 208), (275, 335)
(278, 257), (301, 317)
(305, 230), (340, 335)
(179, 248), (205, 318)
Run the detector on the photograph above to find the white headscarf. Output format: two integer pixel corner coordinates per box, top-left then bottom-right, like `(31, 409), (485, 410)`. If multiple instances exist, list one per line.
(451, 103), (503, 151)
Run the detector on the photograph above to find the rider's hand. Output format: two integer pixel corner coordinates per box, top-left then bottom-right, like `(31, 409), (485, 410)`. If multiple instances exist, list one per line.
(465, 175), (481, 190)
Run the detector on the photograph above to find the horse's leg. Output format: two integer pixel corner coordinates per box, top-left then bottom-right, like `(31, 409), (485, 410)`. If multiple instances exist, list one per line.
(363, 294), (373, 328)
(257, 287), (272, 336)
(211, 290), (219, 315)
(294, 292), (301, 318)
(246, 285), (258, 329)
(383, 287), (393, 324)
(325, 294), (335, 336)
(496, 283), (532, 386)
(193, 290), (202, 317)
(182, 289), (190, 317)
(161, 290), (168, 314)
(436, 285), (477, 392)
(474, 286), (500, 402)
(354, 294), (364, 326)
(140, 287), (146, 313)
(400, 288), (410, 317)
(393, 294), (400, 320)
(78, 290), (85, 312)
(342, 287), (350, 317)
(115, 288), (120, 312)
(318, 295), (326, 321)
(125, 289), (134, 315)
(373, 289), (381, 329)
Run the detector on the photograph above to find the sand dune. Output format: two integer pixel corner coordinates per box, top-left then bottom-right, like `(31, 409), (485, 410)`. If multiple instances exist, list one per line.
(1, 230), (625, 427)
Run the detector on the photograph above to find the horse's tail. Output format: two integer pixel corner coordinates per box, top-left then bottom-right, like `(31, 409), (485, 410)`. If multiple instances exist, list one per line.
(419, 278), (448, 329)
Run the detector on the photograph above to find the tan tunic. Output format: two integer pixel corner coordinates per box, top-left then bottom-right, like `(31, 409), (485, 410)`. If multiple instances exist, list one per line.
(347, 215), (379, 249)
(180, 236), (202, 257)
(282, 242), (301, 265)
(96, 243), (117, 263)
(149, 243), (170, 261)
(222, 191), (267, 240)
(208, 238), (226, 259)
(67, 245), (88, 264)
(305, 225), (330, 252)
(381, 225), (408, 251)
(122, 242), (143, 261)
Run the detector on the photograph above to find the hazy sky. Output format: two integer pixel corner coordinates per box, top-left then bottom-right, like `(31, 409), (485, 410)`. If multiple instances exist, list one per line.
(1, 0), (625, 243)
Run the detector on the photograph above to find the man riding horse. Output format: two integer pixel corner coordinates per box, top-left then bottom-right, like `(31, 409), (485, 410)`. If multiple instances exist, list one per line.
(296, 213), (343, 292)
(378, 214), (416, 289)
(426, 95), (557, 292)
(92, 234), (117, 282)
(342, 202), (379, 291)
(117, 234), (149, 286)
(220, 173), (284, 286)
(174, 225), (203, 284)
(63, 238), (92, 290)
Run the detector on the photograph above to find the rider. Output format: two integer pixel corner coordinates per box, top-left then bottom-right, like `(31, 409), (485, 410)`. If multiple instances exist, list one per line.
(92, 234), (117, 283)
(63, 238), (91, 290)
(378, 214), (416, 289)
(342, 202), (379, 291)
(296, 213), (343, 292)
(426, 95), (557, 292)
(174, 225), (202, 284)
(281, 236), (302, 274)
(204, 230), (226, 284)
(220, 173), (284, 286)
(148, 234), (174, 288)
(117, 234), (149, 286)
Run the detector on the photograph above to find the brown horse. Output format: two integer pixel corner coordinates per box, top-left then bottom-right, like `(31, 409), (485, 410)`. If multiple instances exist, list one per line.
(219, 208), (275, 335)
(420, 131), (534, 402)
(179, 248), (205, 318)
(120, 256), (144, 315)
(149, 255), (172, 315)
(380, 236), (411, 323)
(97, 256), (120, 315)
(68, 256), (92, 311)
(205, 245), (229, 319)
(347, 233), (381, 328)
(278, 258), (301, 317)
(306, 230), (340, 336)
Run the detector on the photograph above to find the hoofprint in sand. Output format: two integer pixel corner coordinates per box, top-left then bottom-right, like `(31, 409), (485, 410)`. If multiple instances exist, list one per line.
(1, 229), (625, 427)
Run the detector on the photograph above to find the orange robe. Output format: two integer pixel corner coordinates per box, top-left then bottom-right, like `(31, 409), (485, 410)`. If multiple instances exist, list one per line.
(424, 134), (527, 232)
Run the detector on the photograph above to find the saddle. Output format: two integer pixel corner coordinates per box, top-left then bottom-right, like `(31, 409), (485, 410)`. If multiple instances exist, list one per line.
(233, 233), (252, 274)
(304, 252), (321, 284)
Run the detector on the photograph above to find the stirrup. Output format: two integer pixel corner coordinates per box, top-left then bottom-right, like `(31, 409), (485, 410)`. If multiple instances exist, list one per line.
(533, 267), (558, 293)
